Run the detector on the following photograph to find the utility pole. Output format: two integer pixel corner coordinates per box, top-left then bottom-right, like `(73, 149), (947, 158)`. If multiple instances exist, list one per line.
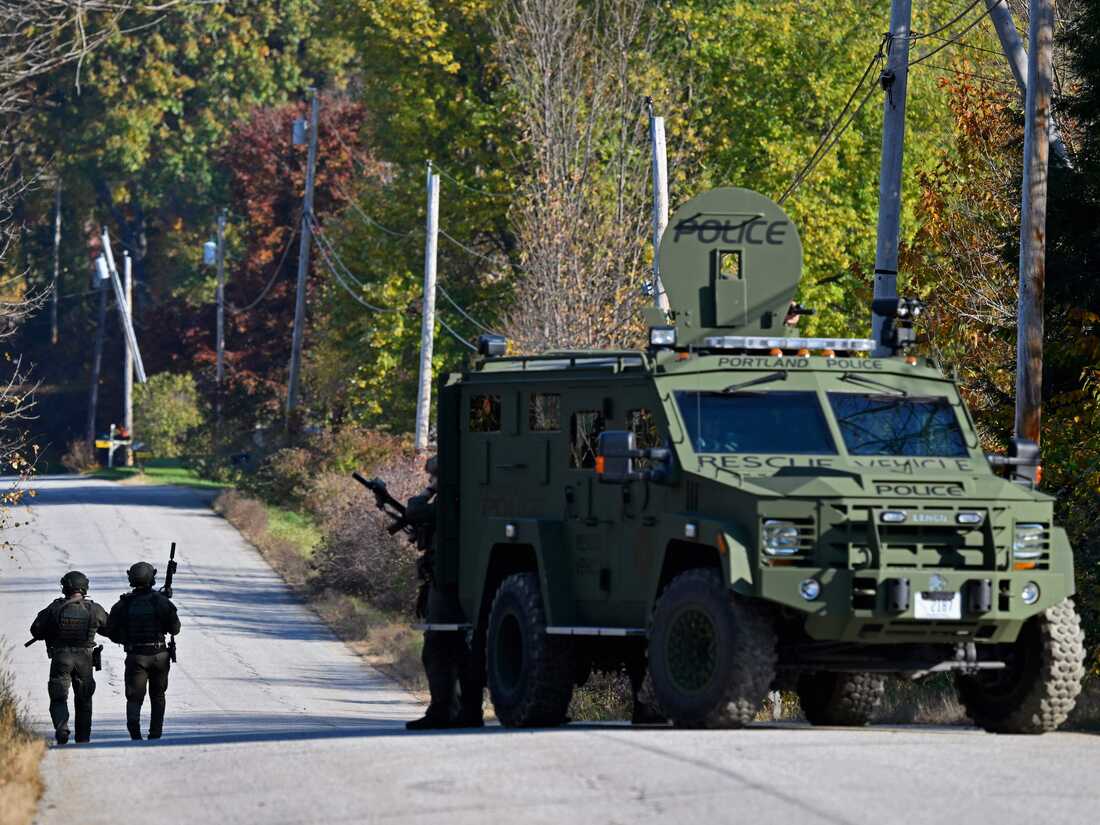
(647, 99), (671, 314)
(123, 253), (134, 466)
(871, 0), (913, 356)
(215, 209), (227, 430)
(984, 0), (1068, 165)
(414, 162), (440, 453)
(1014, 0), (1054, 444)
(50, 179), (61, 345)
(286, 89), (319, 430)
(87, 256), (109, 448)
(100, 228), (147, 383)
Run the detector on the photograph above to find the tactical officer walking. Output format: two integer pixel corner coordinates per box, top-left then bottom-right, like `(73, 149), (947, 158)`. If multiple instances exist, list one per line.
(404, 458), (484, 731)
(106, 562), (181, 740)
(28, 571), (110, 744)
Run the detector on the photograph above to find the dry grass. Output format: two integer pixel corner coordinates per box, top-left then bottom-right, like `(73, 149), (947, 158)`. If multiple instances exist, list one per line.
(0, 651), (45, 825)
(212, 490), (427, 697)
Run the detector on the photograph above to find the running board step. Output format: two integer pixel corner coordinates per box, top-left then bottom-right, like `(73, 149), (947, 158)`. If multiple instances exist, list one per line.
(411, 623), (472, 632)
(545, 626), (646, 637)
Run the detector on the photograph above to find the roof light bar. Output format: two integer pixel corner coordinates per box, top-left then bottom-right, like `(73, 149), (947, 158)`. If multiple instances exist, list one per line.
(702, 336), (876, 352)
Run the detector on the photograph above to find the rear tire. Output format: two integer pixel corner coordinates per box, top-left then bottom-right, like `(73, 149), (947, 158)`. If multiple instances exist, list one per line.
(797, 672), (885, 726)
(648, 569), (776, 727)
(486, 573), (574, 727)
(955, 598), (1085, 734)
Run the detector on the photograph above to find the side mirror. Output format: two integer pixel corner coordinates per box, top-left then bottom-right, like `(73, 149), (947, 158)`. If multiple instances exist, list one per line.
(987, 437), (1041, 488)
(596, 431), (635, 483)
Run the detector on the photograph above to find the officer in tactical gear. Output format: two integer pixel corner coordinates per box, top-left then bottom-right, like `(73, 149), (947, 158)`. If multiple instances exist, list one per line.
(28, 571), (110, 744)
(106, 562), (181, 740)
(406, 457), (484, 730)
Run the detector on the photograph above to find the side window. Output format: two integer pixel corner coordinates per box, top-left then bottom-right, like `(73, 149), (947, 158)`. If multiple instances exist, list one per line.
(570, 410), (605, 469)
(528, 393), (561, 432)
(469, 394), (501, 433)
(628, 409), (660, 450)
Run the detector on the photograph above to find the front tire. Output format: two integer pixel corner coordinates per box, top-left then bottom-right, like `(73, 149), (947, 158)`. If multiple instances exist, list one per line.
(955, 598), (1086, 734)
(648, 569), (776, 727)
(797, 672), (885, 726)
(486, 573), (574, 727)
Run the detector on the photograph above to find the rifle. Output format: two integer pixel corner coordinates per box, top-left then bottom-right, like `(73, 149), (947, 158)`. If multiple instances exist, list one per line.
(352, 472), (416, 538)
(24, 638), (37, 647)
(162, 542), (178, 663)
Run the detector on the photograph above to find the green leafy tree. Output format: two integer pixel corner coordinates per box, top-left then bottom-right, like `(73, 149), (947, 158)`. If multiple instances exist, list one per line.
(134, 372), (203, 458)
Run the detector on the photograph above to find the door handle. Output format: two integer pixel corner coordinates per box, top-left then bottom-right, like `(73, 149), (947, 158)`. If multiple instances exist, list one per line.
(495, 463), (528, 470)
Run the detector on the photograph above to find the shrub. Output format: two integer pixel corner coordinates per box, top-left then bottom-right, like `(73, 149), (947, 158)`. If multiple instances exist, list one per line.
(134, 373), (204, 458)
(0, 648), (44, 825)
(60, 439), (97, 473)
(310, 450), (428, 614)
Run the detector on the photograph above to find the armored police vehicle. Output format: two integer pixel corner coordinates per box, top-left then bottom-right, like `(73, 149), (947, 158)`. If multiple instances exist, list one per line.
(429, 187), (1085, 732)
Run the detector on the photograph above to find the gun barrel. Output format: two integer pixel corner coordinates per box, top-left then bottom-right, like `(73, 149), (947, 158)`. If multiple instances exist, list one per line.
(24, 638), (37, 647)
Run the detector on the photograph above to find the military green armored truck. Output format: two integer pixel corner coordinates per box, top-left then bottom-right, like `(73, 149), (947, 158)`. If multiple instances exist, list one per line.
(426, 187), (1086, 733)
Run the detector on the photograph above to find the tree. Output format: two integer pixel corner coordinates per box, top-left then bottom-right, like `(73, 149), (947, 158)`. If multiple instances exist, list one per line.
(134, 372), (203, 457)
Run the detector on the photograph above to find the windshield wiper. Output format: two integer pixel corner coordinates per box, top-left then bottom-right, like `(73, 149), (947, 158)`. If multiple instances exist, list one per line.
(722, 370), (788, 394)
(839, 372), (908, 397)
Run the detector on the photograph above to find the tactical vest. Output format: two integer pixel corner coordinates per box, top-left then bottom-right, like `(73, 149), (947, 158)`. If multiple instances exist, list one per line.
(54, 598), (94, 646)
(125, 592), (164, 646)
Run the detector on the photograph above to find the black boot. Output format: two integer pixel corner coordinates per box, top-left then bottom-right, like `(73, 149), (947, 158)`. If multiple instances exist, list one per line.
(405, 709), (452, 730)
(55, 726), (70, 745)
(128, 721), (142, 741)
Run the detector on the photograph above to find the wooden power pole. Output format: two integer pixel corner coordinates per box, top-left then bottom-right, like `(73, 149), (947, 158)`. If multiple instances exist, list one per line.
(286, 89), (319, 430)
(87, 256), (109, 448)
(50, 179), (61, 345)
(1014, 0), (1054, 444)
(414, 162), (440, 453)
(871, 0), (913, 356)
(215, 209), (227, 430)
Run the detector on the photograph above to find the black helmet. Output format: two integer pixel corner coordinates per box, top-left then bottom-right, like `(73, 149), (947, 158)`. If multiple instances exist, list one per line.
(60, 570), (89, 595)
(425, 456), (438, 477)
(127, 562), (157, 589)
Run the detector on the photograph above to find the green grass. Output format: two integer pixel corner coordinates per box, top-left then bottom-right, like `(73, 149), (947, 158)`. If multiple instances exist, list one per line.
(264, 504), (323, 556)
(90, 458), (233, 491)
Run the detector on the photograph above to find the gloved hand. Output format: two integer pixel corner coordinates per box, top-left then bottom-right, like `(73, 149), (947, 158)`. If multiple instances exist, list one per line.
(160, 585), (173, 599)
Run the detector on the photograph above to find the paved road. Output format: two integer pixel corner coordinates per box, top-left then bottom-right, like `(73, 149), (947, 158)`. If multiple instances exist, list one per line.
(2, 477), (1097, 825)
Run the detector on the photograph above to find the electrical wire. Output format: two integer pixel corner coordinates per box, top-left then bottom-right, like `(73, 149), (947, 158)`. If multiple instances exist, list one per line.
(437, 283), (502, 337)
(227, 220), (299, 315)
(309, 217), (400, 313)
(910, 0), (984, 40)
(910, 5), (995, 67)
(438, 227), (529, 274)
(778, 35), (888, 204)
(433, 162), (513, 199)
(436, 309), (478, 351)
(331, 181), (420, 239)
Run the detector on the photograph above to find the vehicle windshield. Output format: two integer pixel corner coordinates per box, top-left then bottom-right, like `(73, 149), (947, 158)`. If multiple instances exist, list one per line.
(675, 391), (837, 454)
(826, 393), (968, 457)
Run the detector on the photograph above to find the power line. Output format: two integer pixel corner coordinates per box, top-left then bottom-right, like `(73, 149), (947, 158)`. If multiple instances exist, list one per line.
(910, 5), (995, 67)
(433, 162), (513, 199)
(332, 181), (420, 239)
(309, 216), (399, 313)
(920, 62), (1017, 87)
(436, 309), (478, 351)
(438, 284), (502, 337)
(910, 0), (984, 40)
(438, 227), (529, 273)
(227, 221), (298, 315)
(778, 35), (888, 204)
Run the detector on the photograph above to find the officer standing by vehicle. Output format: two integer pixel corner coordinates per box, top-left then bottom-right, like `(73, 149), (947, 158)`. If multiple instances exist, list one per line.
(106, 562), (181, 740)
(28, 571), (110, 744)
(405, 457), (484, 730)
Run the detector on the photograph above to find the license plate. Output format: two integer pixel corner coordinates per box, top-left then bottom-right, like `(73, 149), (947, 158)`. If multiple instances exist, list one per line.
(914, 591), (962, 620)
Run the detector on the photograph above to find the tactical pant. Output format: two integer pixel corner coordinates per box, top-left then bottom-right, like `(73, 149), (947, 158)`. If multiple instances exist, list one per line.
(47, 647), (96, 741)
(423, 586), (483, 723)
(125, 651), (171, 738)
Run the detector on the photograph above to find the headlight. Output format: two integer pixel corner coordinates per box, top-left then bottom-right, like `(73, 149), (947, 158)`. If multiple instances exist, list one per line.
(649, 326), (676, 348)
(763, 519), (800, 555)
(1013, 523), (1045, 559)
(880, 510), (907, 523)
(1021, 582), (1040, 605)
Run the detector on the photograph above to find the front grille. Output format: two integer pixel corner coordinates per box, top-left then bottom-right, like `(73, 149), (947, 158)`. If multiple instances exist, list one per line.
(826, 503), (1007, 571)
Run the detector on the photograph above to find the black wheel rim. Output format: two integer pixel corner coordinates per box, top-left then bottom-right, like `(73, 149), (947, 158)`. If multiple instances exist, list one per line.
(666, 606), (718, 693)
(495, 611), (524, 696)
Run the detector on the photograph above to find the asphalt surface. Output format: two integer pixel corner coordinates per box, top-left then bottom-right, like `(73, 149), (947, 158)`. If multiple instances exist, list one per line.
(2, 477), (1098, 825)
